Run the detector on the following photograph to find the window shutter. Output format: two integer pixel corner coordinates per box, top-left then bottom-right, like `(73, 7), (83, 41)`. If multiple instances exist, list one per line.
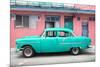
(29, 15), (38, 29)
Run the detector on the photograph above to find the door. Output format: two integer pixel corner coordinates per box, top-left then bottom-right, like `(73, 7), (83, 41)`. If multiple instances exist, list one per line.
(64, 16), (73, 30)
(57, 31), (73, 52)
(41, 31), (58, 52)
(82, 22), (88, 37)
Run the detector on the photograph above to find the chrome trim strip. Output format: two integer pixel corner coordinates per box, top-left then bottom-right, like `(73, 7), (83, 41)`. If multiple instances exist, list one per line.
(17, 42), (40, 44)
(59, 42), (87, 45)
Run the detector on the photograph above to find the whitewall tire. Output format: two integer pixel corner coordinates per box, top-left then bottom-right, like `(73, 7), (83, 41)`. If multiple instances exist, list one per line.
(22, 46), (35, 58)
(71, 48), (80, 55)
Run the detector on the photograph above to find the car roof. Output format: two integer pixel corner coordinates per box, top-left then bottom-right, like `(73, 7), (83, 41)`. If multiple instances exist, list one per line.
(45, 28), (73, 32)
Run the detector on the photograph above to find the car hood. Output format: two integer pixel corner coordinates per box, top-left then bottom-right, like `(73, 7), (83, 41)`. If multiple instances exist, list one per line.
(23, 36), (40, 38)
(16, 36), (41, 42)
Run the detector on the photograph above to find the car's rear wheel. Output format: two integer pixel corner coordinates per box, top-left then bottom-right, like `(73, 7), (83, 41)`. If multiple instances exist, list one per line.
(22, 46), (35, 58)
(71, 47), (80, 55)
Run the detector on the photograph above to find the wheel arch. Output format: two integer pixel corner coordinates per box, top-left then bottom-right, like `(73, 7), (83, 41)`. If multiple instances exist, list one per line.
(70, 47), (81, 55)
(21, 44), (36, 53)
(70, 47), (81, 50)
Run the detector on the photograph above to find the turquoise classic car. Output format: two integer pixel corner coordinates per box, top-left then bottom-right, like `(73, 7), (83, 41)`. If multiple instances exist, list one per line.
(16, 28), (91, 58)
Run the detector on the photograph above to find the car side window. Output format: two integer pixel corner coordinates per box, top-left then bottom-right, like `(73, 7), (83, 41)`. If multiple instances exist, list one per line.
(58, 31), (73, 37)
(46, 31), (57, 37)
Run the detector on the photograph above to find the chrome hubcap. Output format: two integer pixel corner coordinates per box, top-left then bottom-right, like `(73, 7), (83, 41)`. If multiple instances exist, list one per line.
(24, 48), (32, 57)
(72, 48), (79, 54)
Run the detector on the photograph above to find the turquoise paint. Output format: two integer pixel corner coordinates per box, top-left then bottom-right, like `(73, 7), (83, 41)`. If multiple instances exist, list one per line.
(16, 28), (91, 53)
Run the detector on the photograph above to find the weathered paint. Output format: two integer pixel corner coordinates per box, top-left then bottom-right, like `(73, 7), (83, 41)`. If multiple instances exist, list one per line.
(73, 14), (95, 46)
(88, 20), (95, 45)
(74, 4), (95, 10)
(10, 4), (95, 48)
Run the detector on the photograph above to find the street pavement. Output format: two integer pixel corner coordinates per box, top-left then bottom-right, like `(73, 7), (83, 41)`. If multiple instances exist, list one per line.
(10, 47), (95, 66)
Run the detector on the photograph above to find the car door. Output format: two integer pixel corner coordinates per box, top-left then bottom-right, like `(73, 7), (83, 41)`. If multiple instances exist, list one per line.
(57, 31), (73, 52)
(41, 31), (58, 53)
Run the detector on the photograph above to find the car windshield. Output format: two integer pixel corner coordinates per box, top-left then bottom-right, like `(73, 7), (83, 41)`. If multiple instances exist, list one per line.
(72, 32), (76, 36)
(40, 31), (44, 37)
(41, 31), (45, 37)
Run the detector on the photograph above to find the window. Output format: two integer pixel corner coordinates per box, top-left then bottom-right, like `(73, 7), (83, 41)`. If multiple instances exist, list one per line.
(45, 16), (60, 22)
(64, 16), (73, 22)
(77, 16), (80, 21)
(15, 15), (29, 27)
(15, 15), (39, 28)
(15, 15), (22, 27)
(89, 16), (95, 21)
(58, 31), (73, 37)
(23, 16), (29, 27)
(46, 31), (57, 37)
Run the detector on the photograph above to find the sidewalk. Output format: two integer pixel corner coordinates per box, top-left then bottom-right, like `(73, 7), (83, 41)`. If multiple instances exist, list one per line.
(83, 46), (95, 53)
(10, 46), (95, 66)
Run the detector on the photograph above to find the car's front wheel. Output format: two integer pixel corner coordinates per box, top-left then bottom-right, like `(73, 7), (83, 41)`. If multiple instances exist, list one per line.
(22, 46), (35, 58)
(71, 47), (80, 55)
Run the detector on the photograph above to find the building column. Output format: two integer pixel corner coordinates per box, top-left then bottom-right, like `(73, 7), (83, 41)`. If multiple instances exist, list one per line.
(10, 16), (15, 48)
(88, 21), (95, 45)
(60, 15), (64, 28)
(73, 15), (82, 36)
(37, 14), (45, 35)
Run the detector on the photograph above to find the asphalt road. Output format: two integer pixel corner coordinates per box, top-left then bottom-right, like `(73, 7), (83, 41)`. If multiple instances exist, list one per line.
(10, 48), (95, 66)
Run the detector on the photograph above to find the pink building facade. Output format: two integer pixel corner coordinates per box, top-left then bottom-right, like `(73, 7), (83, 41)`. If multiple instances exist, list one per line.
(10, 2), (95, 48)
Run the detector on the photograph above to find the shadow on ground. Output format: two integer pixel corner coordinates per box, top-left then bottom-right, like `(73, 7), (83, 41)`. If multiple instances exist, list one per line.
(16, 50), (95, 58)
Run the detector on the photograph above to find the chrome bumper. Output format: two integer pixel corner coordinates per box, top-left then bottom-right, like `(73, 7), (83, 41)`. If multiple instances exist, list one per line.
(88, 45), (93, 48)
(16, 48), (23, 52)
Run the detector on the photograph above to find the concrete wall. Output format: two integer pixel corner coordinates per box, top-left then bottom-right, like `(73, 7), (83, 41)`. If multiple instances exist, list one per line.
(10, 10), (95, 48)
(73, 14), (95, 45)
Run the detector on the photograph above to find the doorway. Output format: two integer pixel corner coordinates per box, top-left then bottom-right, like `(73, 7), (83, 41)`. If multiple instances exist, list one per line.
(64, 16), (73, 30)
(45, 22), (55, 28)
(45, 16), (60, 28)
(82, 22), (88, 37)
